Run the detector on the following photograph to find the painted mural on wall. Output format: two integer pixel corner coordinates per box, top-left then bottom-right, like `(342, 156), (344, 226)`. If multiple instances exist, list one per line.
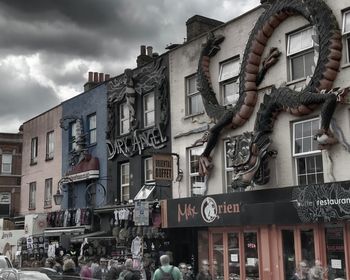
(196, 0), (349, 190)
(106, 58), (169, 159)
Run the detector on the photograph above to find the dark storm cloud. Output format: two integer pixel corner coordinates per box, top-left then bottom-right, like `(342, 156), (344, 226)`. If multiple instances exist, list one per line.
(0, 0), (260, 132)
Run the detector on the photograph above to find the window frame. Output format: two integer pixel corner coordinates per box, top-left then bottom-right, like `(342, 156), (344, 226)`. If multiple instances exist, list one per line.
(219, 58), (240, 106)
(144, 157), (154, 183)
(44, 178), (52, 208)
(143, 92), (155, 128)
(342, 10), (350, 63)
(342, 10), (350, 35)
(88, 113), (97, 145)
(188, 145), (206, 196)
(69, 121), (77, 151)
(185, 74), (204, 116)
(1, 154), (12, 174)
(46, 131), (54, 160)
(30, 137), (38, 165)
(119, 102), (130, 135)
(120, 162), (130, 202)
(224, 140), (234, 192)
(29, 182), (36, 210)
(287, 26), (315, 81)
(292, 118), (324, 185)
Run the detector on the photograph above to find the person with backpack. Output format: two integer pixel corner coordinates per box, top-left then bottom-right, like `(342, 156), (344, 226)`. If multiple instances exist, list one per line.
(118, 258), (141, 280)
(153, 254), (182, 280)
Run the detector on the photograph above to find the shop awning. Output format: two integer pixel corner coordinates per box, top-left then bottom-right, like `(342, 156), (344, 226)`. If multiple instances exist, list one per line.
(70, 230), (107, 243)
(44, 226), (86, 237)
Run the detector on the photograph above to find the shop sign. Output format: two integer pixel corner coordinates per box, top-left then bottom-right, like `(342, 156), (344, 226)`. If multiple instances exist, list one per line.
(0, 193), (10, 204)
(1, 232), (12, 239)
(153, 154), (173, 181)
(134, 201), (149, 226)
(66, 170), (99, 182)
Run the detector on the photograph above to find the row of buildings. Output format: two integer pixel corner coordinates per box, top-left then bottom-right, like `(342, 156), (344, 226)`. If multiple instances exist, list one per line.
(1, 0), (350, 279)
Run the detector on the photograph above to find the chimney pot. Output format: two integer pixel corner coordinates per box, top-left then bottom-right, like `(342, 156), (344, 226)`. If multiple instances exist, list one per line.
(105, 74), (110, 80)
(99, 73), (104, 82)
(88, 72), (93, 82)
(93, 72), (99, 83)
(140, 45), (146, 55)
(147, 46), (153, 57)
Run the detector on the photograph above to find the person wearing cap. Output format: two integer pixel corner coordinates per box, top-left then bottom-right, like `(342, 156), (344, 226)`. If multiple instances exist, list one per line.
(99, 258), (109, 280)
(178, 262), (192, 280)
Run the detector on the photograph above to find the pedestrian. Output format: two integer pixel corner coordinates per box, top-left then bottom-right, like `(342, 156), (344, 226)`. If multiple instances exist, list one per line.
(196, 260), (212, 280)
(100, 258), (109, 280)
(80, 258), (93, 280)
(178, 262), (192, 280)
(62, 258), (80, 280)
(308, 260), (326, 280)
(118, 258), (140, 280)
(152, 254), (182, 280)
(291, 260), (309, 280)
(53, 256), (63, 274)
(106, 260), (123, 280)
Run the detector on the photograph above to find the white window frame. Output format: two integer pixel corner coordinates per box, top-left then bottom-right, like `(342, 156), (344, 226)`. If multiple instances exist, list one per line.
(143, 92), (155, 128)
(46, 131), (54, 160)
(287, 26), (315, 81)
(342, 11), (350, 63)
(186, 74), (204, 116)
(144, 157), (154, 183)
(88, 114), (97, 144)
(29, 182), (36, 209)
(69, 122), (77, 151)
(44, 178), (52, 208)
(31, 137), (38, 164)
(119, 102), (130, 135)
(189, 146), (205, 196)
(224, 140), (234, 192)
(293, 118), (324, 185)
(1, 154), (12, 174)
(120, 162), (130, 202)
(219, 58), (240, 106)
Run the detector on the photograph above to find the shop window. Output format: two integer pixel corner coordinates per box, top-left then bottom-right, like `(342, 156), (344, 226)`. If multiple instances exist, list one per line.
(120, 162), (130, 202)
(31, 137), (38, 164)
(120, 102), (130, 135)
(69, 122), (77, 151)
(224, 141), (234, 192)
(300, 229), (315, 263)
(219, 58), (240, 106)
(188, 146), (205, 196)
(287, 27), (315, 81)
(144, 157), (154, 183)
(88, 113), (97, 145)
(1, 154), (12, 174)
(212, 233), (224, 280)
(244, 232), (259, 279)
(44, 178), (52, 208)
(46, 131), (54, 160)
(325, 226), (347, 280)
(282, 229), (296, 280)
(29, 182), (36, 210)
(228, 232), (240, 279)
(293, 118), (323, 185)
(343, 10), (350, 63)
(143, 92), (155, 128)
(186, 74), (204, 116)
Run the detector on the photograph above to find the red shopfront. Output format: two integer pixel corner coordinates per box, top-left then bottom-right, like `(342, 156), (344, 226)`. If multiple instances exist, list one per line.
(162, 181), (350, 280)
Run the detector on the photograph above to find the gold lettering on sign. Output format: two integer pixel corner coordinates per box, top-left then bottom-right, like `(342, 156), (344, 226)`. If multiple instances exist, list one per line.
(178, 204), (198, 222)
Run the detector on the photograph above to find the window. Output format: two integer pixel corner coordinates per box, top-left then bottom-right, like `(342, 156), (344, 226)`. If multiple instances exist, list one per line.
(1, 154), (12, 174)
(224, 141), (234, 191)
(69, 122), (77, 151)
(44, 178), (52, 208)
(342, 10), (350, 63)
(293, 118), (323, 185)
(144, 157), (154, 182)
(120, 103), (130, 135)
(29, 182), (36, 209)
(287, 27), (315, 81)
(46, 131), (54, 160)
(144, 92), (155, 127)
(186, 74), (204, 116)
(219, 58), (240, 106)
(88, 114), (97, 144)
(31, 137), (38, 164)
(121, 162), (130, 202)
(189, 146), (206, 196)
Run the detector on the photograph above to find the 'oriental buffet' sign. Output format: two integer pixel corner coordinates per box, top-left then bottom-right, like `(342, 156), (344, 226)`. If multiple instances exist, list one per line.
(107, 125), (167, 159)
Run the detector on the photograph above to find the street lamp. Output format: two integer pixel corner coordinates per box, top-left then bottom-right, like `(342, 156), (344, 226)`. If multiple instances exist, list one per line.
(53, 189), (64, 206)
(54, 177), (73, 206)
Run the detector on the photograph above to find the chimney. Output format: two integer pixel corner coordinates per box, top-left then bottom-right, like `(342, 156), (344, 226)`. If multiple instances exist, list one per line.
(186, 15), (224, 41)
(84, 71), (110, 91)
(137, 45), (154, 67)
(93, 72), (99, 83)
(105, 74), (110, 81)
(99, 73), (104, 83)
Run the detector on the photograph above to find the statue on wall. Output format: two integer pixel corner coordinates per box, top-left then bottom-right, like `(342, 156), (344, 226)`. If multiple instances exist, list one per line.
(196, 0), (347, 189)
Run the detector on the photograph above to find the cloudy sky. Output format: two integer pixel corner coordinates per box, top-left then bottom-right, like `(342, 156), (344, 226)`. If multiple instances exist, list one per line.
(0, 0), (260, 133)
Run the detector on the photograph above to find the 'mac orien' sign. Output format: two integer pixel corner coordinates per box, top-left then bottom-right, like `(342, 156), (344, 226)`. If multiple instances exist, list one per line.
(153, 154), (173, 181)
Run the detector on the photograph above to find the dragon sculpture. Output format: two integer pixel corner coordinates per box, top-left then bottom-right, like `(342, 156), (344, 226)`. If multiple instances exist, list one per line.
(197, 0), (347, 189)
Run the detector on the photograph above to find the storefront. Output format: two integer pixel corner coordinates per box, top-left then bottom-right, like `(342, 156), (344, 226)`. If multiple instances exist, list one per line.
(162, 181), (350, 280)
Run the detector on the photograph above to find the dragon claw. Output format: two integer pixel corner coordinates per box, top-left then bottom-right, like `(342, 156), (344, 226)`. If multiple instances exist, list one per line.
(199, 155), (213, 176)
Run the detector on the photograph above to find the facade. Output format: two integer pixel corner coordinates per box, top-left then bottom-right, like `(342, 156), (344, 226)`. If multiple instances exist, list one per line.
(0, 132), (22, 218)
(164, 0), (350, 280)
(20, 105), (62, 215)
